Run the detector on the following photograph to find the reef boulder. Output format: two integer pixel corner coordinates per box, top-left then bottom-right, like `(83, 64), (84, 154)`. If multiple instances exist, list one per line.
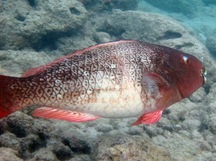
(0, 0), (87, 51)
(91, 134), (171, 161)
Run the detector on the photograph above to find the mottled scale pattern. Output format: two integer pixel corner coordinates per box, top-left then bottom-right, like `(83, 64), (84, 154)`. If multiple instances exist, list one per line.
(5, 41), (164, 117)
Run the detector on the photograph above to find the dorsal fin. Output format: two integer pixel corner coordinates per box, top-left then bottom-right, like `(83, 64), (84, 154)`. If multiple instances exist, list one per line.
(22, 40), (137, 77)
(22, 54), (73, 77)
(22, 65), (47, 77)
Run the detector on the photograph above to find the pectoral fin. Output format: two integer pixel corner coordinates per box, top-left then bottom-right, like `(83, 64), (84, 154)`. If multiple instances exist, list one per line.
(142, 72), (181, 117)
(33, 107), (100, 122)
(142, 72), (171, 99)
(132, 110), (163, 126)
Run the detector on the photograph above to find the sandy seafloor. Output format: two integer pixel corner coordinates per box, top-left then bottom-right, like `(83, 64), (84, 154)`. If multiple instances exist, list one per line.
(1, 0), (216, 160)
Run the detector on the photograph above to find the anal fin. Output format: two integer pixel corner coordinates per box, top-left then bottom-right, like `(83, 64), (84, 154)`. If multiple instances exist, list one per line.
(33, 107), (100, 122)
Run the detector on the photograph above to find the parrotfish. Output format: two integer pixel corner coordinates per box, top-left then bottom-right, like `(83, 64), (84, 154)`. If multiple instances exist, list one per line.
(0, 40), (206, 125)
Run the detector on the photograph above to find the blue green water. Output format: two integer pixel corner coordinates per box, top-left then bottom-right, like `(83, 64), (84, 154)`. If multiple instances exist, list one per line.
(138, 0), (216, 43)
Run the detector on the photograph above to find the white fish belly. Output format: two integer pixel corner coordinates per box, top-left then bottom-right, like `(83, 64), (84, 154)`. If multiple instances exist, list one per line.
(83, 87), (145, 118)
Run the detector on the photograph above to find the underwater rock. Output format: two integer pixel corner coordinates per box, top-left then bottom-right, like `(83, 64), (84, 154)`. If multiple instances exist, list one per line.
(204, 117), (216, 134)
(29, 148), (58, 161)
(0, 50), (55, 76)
(92, 10), (215, 87)
(152, 132), (213, 161)
(0, 0), (87, 51)
(93, 32), (111, 43)
(0, 5), (216, 161)
(188, 87), (207, 103)
(109, 0), (139, 10)
(0, 132), (22, 154)
(95, 124), (113, 133)
(95, 10), (207, 56)
(144, 0), (203, 16)
(0, 147), (23, 161)
(79, 0), (139, 12)
(0, 112), (92, 160)
(126, 126), (143, 135)
(206, 29), (216, 58)
(91, 134), (172, 161)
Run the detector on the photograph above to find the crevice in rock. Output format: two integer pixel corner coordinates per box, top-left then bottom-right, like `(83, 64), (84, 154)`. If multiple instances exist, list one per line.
(31, 30), (76, 52)
(203, 84), (210, 95)
(6, 120), (29, 138)
(28, 139), (45, 153)
(53, 145), (73, 160)
(198, 122), (209, 132)
(27, 0), (37, 7)
(97, 25), (126, 38)
(37, 132), (49, 142)
(62, 138), (91, 154)
(158, 30), (182, 40)
(69, 7), (81, 15)
(175, 42), (194, 49)
(15, 14), (26, 22)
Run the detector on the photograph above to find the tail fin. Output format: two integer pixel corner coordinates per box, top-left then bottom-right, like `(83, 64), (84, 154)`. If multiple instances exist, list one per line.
(0, 75), (16, 118)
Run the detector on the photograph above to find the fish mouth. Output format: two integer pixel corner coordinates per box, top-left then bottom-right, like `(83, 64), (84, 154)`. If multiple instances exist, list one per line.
(201, 67), (207, 85)
(175, 66), (207, 99)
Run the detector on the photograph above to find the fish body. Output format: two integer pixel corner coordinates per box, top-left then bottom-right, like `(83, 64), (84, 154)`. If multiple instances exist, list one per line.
(0, 40), (205, 125)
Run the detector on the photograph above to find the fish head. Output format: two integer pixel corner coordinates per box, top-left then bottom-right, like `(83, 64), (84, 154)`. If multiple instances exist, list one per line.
(160, 49), (206, 99)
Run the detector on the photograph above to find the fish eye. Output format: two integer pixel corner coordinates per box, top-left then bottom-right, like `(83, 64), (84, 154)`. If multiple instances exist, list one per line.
(182, 55), (189, 64)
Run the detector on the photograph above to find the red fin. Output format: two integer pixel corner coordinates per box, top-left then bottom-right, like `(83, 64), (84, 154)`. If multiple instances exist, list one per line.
(132, 110), (163, 126)
(145, 72), (170, 85)
(22, 66), (46, 77)
(33, 107), (100, 122)
(22, 56), (69, 77)
(22, 41), (138, 77)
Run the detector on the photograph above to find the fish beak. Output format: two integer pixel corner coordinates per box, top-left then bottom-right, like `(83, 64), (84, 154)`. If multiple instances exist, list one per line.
(201, 67), (207, 85)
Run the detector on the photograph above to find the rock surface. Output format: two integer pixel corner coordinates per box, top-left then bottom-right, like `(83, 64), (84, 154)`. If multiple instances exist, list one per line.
(144, 0), (203, 16)
(206, 29), (216, 58)
(0, 50), (54, 76)
(0, 112), (92, 160)
(92, 135), (171, 161)
(79, 0), (139, 11)
(0, 0), (87, 51)
(0, 147), (23, 161)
